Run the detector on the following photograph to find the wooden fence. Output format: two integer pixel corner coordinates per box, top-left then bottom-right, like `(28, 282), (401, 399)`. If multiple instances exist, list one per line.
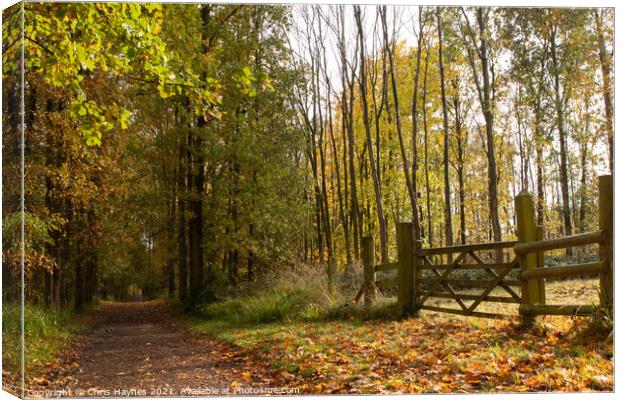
(360, 175), (613, 323)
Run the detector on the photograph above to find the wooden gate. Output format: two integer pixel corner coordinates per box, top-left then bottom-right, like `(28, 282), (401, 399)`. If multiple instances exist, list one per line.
(361, 175), (613, 322)
(415, 241), (520, 319)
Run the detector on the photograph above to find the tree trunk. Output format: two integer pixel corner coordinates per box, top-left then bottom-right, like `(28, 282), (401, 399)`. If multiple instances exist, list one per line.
(411, 6), (426, 242)
(188, 142), (205, 303)
(166, 193), (176, 296)
(380, 6), (419, 237)
(594, 10), (613, 172)
(579, 94), (591, 237)
(333, 8), (353, 268)
(451, 80), (467, 245)
(186, 5), (213, 304)
(346, 62), (361, 262)
(579, 140), (588, 233)
(534, 114), (545, 227)
(515, 86), (528, 190)
(533, 53), (546, 227)
(177, 127), (188, 303)
(550, 23), (573, 255)
(355, 6), (389, 263)
(44, 98), (61, 307)
(477, 9), (502, 253)
(422, 48), (433, 246)
(437, 8), (454, 252)
(313, 24), (335, 279)
(325, 64), (350, 270)
(74, 210), (88, 312)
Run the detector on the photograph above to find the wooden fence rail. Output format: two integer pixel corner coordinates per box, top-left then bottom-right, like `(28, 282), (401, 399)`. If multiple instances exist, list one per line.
(359, 174), (613, 324)
(417, 241), (518, 257)
(513, 231), (606, 255)
(519, 261), (603, 280)
(515, 175), (613, 324)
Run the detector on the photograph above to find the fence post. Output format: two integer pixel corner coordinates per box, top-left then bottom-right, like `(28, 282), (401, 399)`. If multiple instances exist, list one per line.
(361, 236), (376, 306)
(397, 222), (416, 317)
(598, 175), (613, 310)
(327, 255), (335, 293)
(414, 238), (422, 314)
(515, 191), (542, 325)
(536, 225), (545, 304)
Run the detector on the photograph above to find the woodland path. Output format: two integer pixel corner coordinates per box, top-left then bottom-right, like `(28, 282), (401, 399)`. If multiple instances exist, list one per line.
(36, 301), (277, 397)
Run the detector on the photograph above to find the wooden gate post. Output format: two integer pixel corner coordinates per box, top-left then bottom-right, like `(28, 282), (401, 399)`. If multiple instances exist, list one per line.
(414, 237), (422, 314)
(361, 236), (376, 306)
(515, 191), (542, 325)
(598, 175), (613, 309)
(397, 222), (416, 317)
(536, 225), (546, 304)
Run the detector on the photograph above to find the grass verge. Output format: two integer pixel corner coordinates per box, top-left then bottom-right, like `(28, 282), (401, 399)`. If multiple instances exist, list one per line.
(2, 302), (83, 390)
(184, 275), (613, 393)
(183, 265), (404, 345)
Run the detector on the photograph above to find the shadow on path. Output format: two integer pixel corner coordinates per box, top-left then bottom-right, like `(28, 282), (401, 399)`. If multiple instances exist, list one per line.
(34, 301), (276, 397)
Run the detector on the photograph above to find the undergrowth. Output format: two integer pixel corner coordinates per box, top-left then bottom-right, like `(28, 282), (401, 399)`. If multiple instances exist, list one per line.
(185, 264), (411, 349)
(195, 266), (336, 324)
(2, 302), (82, 388)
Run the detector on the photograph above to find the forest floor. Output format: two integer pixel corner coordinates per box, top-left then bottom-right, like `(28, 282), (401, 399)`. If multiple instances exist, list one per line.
(27, 301), (287, 397)
(26, 278), (613, 396)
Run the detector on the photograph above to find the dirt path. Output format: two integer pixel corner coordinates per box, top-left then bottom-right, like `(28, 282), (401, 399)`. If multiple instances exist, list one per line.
(35, 301), (281, 397)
